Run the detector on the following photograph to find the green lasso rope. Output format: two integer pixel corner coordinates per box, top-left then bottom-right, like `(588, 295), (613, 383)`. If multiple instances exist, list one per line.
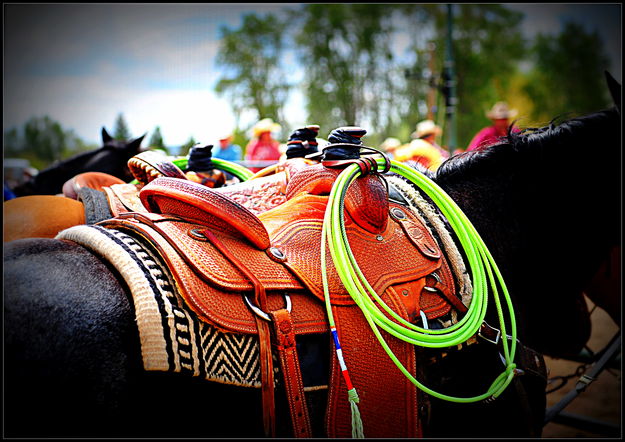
(171, 157), (254, 181)
(129, 156), (254, 185)
(320, 157), (518, 409)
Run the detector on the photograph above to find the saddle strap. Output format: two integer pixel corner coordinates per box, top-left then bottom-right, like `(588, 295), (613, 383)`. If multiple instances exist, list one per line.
(269, 309), (313, 438)
(204, 226), (312, 437)
(200, 228), (277, 437)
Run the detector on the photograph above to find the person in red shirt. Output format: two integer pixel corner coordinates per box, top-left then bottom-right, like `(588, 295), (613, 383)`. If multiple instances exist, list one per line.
(467, 102), (520, 152)
(244, 118), (282, 173)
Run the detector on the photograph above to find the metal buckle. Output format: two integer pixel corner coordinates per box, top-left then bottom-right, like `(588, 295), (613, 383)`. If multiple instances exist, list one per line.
(478, 322), (501, 345)
(423, 272), (441, 293)
(244, 293), (292, 321)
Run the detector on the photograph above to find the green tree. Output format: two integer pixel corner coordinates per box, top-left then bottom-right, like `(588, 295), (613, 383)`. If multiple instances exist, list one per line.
(431, 4), (526, 149)
(214, 13), (291, 138)
(293, 4), (403, 143)
(290, 4), (526, 148)
(180, 136), (197, 156)
(148, 126), (168, 153)
(3, 127), (21, 157)
(113, 113), (132, 140)
(3, 116), (89, 169)
(523, 22), (612, 123)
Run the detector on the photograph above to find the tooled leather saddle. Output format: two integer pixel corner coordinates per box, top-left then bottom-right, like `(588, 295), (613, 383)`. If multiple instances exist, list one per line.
(98, 128), (468, 438)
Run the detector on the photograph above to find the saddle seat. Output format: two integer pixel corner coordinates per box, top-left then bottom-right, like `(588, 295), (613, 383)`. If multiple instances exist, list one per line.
(100, 162), (465, 438)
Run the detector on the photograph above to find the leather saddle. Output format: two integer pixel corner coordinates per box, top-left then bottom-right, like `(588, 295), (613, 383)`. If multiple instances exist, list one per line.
(100, 159), (467, 437)
(104, 151), (315, 218)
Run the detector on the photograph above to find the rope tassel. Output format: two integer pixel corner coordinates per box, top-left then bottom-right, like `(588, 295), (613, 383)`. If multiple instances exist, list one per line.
(331, 327), (365, 438)
(348, 388), (365, 438)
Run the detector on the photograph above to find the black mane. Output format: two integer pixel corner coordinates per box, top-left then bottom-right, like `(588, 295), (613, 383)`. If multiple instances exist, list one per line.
(437, 107), (620, 188)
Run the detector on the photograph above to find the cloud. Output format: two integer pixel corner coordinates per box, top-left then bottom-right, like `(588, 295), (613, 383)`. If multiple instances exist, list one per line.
(3, 3), (304, 146)
(4, 67), (238, 146)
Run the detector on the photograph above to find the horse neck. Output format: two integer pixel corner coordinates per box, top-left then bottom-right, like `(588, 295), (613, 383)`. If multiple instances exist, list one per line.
(437, 107), (620, 270)
(433, 109), (620, 354)
(29, 146), (136, 194)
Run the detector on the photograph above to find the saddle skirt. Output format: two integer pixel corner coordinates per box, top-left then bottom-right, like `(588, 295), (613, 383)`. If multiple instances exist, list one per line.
(103, 168), (459, 331)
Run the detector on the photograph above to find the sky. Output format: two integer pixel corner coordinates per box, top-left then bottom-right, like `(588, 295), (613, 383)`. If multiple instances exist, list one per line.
(3, 3), (622, 148)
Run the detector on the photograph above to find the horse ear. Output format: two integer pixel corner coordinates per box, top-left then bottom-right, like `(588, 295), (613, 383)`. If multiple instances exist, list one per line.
(102, 127), (114, 144)
(604, 71), (621, 113)
(127, 133), (147, 152)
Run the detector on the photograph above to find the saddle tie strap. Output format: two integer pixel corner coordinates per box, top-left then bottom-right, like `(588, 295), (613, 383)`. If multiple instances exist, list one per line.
(424, 272), (468, 315)
(269, 308), (313, 438)
(199, 229), (276, 437)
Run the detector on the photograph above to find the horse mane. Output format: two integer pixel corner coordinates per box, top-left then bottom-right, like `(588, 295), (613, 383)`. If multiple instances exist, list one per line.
(436, 106), (620, 188)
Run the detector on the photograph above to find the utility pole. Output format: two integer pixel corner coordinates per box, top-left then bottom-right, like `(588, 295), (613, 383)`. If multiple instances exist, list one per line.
(443, 4), (457, 154)
(426, 41), (437, 121)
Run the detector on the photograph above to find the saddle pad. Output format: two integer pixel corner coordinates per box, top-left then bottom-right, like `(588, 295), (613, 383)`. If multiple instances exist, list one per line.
(55, 224), (294, 388)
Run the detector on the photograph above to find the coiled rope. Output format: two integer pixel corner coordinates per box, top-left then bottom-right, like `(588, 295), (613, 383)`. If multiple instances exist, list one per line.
(320, 156), (519, 437)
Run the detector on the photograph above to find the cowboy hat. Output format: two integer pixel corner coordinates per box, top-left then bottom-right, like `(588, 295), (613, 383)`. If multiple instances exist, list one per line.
(380, 137), (402, 152)
(486, 102), (518, 120)
(411, 120), (442, 139)
(252, 118), (281, 137)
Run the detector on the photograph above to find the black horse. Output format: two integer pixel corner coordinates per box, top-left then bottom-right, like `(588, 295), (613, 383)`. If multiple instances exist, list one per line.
(4, 80), (620, 437)
(11, 127), (146, 197)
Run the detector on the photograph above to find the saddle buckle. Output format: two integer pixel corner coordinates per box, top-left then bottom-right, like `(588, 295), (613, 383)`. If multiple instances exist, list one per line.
(244, 293), (292, 321)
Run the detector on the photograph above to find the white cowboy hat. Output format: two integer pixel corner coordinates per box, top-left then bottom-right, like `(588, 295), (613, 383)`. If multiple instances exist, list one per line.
(486, 102), (518, 120)
(252, 118), (281, 137)
(411, 120), (442, 139)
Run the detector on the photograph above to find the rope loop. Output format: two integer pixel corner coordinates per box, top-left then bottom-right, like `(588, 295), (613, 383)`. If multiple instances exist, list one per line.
(320, 157), (519, 415)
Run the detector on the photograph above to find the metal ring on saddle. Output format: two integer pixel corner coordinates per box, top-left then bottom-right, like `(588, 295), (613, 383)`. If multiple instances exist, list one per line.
(244, 293), (292, 321)
(423, 271), (442, 292)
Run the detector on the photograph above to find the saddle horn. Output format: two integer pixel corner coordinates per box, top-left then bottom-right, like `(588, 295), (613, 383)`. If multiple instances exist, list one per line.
(322, 126), (367, 161)
(286, 125), (320, 159)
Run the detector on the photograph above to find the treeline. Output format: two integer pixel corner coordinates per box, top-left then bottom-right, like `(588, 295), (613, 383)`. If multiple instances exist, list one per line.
(4, 4), (614, 169)
(216, 4), (613, 149)
(3, 113), (194, 171)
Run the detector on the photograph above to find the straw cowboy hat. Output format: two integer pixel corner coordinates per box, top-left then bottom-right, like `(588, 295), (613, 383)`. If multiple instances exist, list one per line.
(411, 120), (442, 139)
(380, 137), (402, 152)
(486, 102), (518, 120)
(252, 118), (281, 137)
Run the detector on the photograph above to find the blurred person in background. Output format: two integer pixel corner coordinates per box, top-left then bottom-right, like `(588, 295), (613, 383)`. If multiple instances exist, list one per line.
(467, 102), (520, 152)
(394, 119), (448, 170)
(380, 137), (403, 159)
(244, 118), (282, 173)
(213, 132), (242, 162)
